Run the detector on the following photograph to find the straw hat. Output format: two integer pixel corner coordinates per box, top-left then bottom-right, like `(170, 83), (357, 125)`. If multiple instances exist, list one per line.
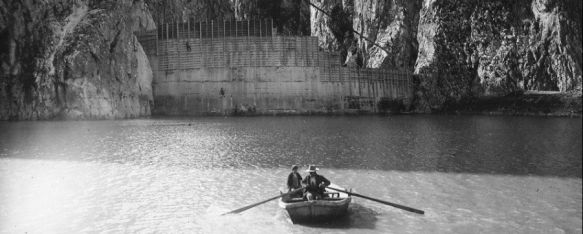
(306, 165), (319, 172)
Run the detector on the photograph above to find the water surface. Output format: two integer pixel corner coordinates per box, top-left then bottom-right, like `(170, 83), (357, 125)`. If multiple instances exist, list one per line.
(0, 115), (581, 233)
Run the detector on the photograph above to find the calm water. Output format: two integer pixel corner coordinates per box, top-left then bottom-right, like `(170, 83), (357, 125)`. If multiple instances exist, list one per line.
(0, 115), (581, 233)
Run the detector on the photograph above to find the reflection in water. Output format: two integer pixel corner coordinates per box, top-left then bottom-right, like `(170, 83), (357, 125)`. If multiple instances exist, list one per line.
(2, 116), (580, 177)
(297, 203), (379, 230)
(0, 116), (581, 233)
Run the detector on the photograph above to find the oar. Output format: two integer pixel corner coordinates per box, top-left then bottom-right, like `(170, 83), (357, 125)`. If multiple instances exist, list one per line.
(221, 187), (304, 215)
(326, 186), (425, 215)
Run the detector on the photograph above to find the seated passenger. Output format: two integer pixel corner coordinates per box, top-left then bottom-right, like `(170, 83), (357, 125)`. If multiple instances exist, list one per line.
(286, 165), (303, 198)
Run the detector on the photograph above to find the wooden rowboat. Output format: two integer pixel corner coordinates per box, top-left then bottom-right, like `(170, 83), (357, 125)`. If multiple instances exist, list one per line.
(278, 184), (351, 223)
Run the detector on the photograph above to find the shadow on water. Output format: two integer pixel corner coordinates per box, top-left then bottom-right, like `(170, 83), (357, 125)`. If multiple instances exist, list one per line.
(293, 203), (379, 230)
(0, 115), (581, 178)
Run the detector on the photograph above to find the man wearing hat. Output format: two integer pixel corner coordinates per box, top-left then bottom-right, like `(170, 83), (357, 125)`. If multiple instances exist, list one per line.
(301, 165), (331, 200)
(287, 165), (303, 197)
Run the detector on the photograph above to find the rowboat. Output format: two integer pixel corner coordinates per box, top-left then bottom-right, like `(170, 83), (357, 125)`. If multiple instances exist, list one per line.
(278, 183), (351, 223)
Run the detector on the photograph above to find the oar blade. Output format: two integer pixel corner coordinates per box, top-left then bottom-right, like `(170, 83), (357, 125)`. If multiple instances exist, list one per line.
(221, 195), (281, 215)
(221, 187), (304, 216)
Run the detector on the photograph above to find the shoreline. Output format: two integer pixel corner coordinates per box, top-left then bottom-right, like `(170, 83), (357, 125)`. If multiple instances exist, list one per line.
(1, 92), (581, 121)
(435, 92), (582, 118)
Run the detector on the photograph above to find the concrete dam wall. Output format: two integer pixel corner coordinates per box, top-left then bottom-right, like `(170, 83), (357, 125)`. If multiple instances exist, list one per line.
(137, 19), (413, 115)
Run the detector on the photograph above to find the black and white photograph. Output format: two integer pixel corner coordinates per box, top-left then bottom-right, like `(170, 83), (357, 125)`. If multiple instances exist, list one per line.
(0, 0), (581, 233)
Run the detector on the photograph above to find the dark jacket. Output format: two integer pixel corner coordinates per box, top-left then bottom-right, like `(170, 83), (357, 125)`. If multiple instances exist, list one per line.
(287, 172), (303, 190)
(301, 173), (330, 195)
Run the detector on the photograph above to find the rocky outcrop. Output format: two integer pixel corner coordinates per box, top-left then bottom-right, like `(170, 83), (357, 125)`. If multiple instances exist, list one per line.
(308, 0), (421, 69)
(306, 0), (580, 112)
(1, 0), (580, 118)
(310, 0), (343, 52)
(413, 0), (582, 112)
(145, 0), (234, 23)
(0, 0), (154, 120)
(230, 0), (310, 35)
(352, 0), (421, 69)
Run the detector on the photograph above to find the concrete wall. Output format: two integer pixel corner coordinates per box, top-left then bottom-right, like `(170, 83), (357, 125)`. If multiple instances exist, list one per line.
(137, 22), (413, 115)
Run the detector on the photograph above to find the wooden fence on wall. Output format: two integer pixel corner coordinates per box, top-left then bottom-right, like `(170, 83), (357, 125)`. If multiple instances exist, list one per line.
(135, 19), (413, 99)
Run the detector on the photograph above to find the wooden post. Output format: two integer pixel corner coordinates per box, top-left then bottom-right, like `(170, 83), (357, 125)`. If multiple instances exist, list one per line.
(223, 20), (226, 67)
(408, 71), (412, 98)
(383, 70), (386, 98)
(165, 23), (169, 71)
(155, 23), (159, 56)
(400, 71), (403, 97)
(259, 18), (261, 37)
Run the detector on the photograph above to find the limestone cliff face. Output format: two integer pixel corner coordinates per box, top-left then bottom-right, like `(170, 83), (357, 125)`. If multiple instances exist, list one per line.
(352, 0), (421, 69)
(0, 0), (154, 120)
(310, 0), (343, 52)
(414, 0), (582, 111)
(2, 0), (580, 118)
(308, 0), (421, 69)
(310, 0), (582, 111)
(229, 0), (310, 35)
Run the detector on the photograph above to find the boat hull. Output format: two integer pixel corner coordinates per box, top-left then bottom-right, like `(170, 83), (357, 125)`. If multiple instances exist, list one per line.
(279, 185), (351, 223)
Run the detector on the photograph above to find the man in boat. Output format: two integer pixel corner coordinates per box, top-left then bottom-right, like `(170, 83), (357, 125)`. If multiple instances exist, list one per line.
(287, 165), (303, 197)
(301, 165), (331, 200)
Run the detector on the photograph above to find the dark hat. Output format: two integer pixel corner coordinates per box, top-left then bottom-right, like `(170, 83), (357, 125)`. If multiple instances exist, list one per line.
(306, 165), (319, 172)
(291, 165), (299, 170)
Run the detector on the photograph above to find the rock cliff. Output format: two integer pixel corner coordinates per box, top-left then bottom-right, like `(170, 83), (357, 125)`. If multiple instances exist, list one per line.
(413, 0), (582, 111)
(0, 0), (154, 120)
(308, 0), (581, 112)
(1, 0), (580, 119)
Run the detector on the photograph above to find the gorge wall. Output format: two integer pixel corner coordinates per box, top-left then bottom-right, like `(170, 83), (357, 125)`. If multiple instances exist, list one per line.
(1, 0), (580, 119)
(308, 0), (581, 112)
(413, 0), (582, 111)
(0, 0), (155, 120)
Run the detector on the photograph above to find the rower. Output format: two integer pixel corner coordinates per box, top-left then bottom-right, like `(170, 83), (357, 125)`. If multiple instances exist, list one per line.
(301, 165), (330, 200)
